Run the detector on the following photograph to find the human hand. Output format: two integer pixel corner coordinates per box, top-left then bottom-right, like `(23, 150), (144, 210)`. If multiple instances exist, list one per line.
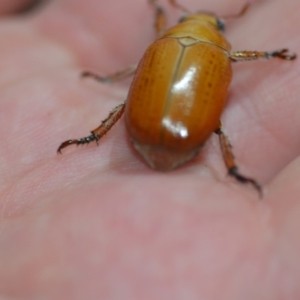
(0, 0), (299, 299)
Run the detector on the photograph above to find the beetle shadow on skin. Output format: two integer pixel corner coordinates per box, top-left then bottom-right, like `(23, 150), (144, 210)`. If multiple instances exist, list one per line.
(107, 128), (222, 182)
(86, 125), (259, 196)
(95, 121), (149, 174)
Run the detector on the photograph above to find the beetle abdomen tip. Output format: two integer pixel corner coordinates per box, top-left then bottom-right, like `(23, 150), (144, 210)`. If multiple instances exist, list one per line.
(131, 139), (200, 171)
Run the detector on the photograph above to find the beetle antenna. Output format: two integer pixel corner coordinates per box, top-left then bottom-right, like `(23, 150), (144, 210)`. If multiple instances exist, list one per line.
(221, 3), (250, 20)
(168, 0), (191, 14)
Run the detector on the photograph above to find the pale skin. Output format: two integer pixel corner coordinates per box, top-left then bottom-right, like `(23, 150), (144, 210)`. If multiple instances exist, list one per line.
(0, 0), (300, 299)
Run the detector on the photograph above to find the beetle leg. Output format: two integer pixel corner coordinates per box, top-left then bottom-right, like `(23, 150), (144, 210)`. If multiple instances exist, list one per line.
(215, 126), (262, 197)
(149, 0), (167, 36)
(168, 0), (190, 13)
(221, 3), (250, 20)
(57, 101), (126, 153)
(81, 65), (137, 83)
(230, 48), (296, 62)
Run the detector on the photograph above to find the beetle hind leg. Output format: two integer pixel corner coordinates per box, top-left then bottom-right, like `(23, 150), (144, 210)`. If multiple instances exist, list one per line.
(57, 101), (126, 153)
(215, 126), (262, 197)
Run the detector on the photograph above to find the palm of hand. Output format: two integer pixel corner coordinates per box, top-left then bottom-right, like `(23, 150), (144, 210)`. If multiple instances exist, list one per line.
(0, 0), (299, 299)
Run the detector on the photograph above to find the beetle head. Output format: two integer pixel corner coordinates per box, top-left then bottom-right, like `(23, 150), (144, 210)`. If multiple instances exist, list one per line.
(179, 13), (225, 32)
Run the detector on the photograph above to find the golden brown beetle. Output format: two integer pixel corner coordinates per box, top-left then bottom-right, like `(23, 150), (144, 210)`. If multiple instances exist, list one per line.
(58, 0), (296, 195)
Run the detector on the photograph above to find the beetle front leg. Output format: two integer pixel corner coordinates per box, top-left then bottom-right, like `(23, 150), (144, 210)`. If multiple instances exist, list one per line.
(215, 126), (262, 197)
(81, 65), (137, 83)
(57, 101), (126, 153)
(168, 0), (190, 13)
(230, 48), (296, 62)
(149, 0), (167, 36)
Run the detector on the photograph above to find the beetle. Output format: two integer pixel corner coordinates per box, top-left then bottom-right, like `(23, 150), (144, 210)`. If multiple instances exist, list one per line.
(57, 0), (296, 195)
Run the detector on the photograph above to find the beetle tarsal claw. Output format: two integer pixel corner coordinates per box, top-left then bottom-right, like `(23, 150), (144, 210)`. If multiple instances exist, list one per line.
(270, 49), (297, 60)
(228, 167), (263, 198)
(57, 140), (79, 154)
(57, 133), (99, 153)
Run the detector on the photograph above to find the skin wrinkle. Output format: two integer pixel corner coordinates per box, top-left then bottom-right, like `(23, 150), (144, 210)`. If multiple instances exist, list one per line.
(255, 77), (299, 169)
